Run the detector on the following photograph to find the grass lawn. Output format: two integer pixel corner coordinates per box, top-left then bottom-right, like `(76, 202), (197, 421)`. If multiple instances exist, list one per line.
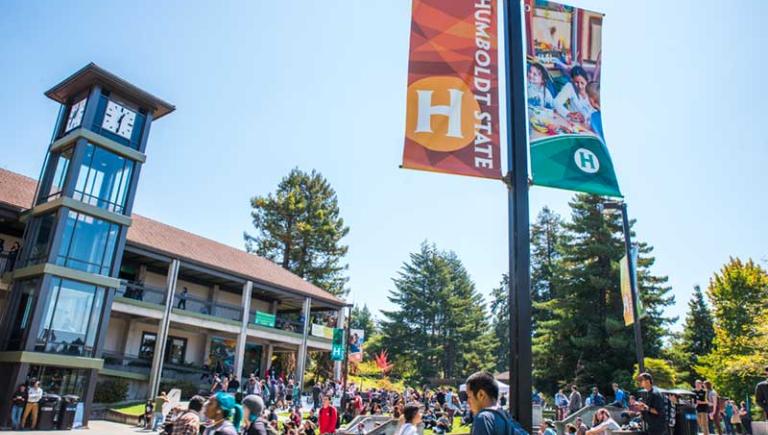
(112, 402), (146, 416)
(424, 416), (470, 435)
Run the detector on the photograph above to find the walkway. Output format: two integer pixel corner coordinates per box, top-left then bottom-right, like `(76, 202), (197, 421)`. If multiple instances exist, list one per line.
(5, 420), (153, 435)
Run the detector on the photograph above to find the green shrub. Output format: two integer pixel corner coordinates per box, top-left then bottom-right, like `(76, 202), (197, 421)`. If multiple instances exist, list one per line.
(94, 379), (129, 404)
(159, 380), (200, 400)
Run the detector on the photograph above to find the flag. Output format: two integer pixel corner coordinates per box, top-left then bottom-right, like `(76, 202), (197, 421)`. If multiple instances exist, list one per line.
(525, 0), (621, 197)
(402, 0), (501, 179)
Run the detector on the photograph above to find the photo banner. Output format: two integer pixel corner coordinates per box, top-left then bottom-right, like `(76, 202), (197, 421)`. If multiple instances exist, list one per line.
(525, 0), (621, 197)
(349, 328), (365, 363)
(402, 0), (501, 179)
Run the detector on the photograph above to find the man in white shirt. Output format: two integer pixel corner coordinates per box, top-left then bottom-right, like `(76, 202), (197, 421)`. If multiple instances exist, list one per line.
(22, 380), (43, 429)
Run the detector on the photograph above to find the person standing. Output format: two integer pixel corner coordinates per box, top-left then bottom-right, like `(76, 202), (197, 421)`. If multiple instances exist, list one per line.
(738, 402), (752, 435)
(569, 385), (583, 416)
(705, 381), (722, 435)
(756, 366), (768, 421)
(177, 287), (189, 309)
(554, 388), (569, 420)
(318, 396), (338, 435)
(313, 382), (323, 410)
(724, 399), (736, 435)
(636, 373), (667, 435)
(170, 395), (204, 435)
(153, 391), (170, 431)
(10, 384), (26, 430)
(611, 383), (627, 408)
(464, 371), (527, 435)
(695, 380), (711, 435)
(21, 380), (42, 429)
(588, 387), (606, 407)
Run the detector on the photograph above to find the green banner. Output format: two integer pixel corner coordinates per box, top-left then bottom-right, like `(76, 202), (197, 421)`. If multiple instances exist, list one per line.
(331, 328), (345, 361)
(254, 311), (276, 328)
(530, 135), (621, 197)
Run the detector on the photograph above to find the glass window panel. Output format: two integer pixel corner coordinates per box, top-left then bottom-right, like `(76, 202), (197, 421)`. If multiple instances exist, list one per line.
(139, 332), (156, 359)
(73, 143), (134, 214)
(57, 211), (119, 275)
(85, 287), (104, 349)
(47, 151), (71, 200)
(36, 278), (102, 356)
(24, 213), (57, 266)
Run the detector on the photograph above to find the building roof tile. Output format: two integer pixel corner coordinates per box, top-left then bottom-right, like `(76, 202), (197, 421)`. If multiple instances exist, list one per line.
(0, 167), (344, 305)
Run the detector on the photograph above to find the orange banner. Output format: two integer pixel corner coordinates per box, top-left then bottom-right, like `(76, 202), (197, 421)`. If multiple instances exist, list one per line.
(402, 0), (501, 179)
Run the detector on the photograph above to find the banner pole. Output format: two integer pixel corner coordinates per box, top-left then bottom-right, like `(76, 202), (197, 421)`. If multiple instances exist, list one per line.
(621, 203), (645, 373)
(503, 0), (532, 431)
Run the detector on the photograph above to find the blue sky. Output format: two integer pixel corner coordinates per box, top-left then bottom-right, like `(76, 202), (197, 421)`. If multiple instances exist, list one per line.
(1, 1), (766, 331)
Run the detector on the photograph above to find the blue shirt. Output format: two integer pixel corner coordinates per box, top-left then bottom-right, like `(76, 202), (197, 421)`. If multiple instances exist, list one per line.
(615, 389), (627, 407)
(471, 408), (528, 435)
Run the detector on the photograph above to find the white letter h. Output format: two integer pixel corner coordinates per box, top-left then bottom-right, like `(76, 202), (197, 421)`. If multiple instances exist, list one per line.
(415, 89), (464, 138)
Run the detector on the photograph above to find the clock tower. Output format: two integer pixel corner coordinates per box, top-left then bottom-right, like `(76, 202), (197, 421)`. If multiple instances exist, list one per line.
(0, 64), (174, 427)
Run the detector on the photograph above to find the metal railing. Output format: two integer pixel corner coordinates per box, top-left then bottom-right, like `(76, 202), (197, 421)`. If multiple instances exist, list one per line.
(173, 293), (243, 322)
(116, 281), (167, 305)
(102, 350), (210, 383)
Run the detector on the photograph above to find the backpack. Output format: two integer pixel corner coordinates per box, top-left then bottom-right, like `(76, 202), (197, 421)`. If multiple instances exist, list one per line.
(479, 408), (529, 435)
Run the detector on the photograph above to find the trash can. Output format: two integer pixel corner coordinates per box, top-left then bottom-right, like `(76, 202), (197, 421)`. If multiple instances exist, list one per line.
(58, 395), (79, 430)
(675, 404), (697, 435)
(37, 394), (61, 430)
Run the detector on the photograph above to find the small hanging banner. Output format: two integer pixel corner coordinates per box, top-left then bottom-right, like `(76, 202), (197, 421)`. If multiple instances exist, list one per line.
(525, 0), (621, 197)
(402, 0), (501, 179)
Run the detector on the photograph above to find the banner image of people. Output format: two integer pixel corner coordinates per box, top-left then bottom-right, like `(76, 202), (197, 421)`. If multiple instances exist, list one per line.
(349, 328), (365, 362)
(525, 0), (621, 197)
(402, 0), (501, 179)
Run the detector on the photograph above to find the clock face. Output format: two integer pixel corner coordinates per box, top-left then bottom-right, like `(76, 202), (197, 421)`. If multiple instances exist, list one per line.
(102, 99), (137, 140)
(65, 98), (87, 132)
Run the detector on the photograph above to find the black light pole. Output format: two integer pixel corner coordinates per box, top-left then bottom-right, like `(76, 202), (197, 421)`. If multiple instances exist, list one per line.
(341, 304), (353, 410)
(503, 0), (532, 430)
(601, 201), (644, 373)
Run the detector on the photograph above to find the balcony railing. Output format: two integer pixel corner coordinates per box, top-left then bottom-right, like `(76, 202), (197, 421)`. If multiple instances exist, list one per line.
(102, 350), (209, 384)
(116, 280), (166, 305)
(173, 293), (242, 322)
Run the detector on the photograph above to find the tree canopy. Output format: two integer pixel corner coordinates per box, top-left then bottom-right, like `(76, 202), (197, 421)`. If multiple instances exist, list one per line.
(244, 168), (350, 297)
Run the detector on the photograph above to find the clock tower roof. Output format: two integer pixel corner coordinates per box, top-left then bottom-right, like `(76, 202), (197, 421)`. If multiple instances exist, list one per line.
(45, 62), (175, 120)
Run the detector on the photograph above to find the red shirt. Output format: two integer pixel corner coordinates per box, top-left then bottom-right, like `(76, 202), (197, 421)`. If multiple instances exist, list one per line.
(319, 405), (338, 434)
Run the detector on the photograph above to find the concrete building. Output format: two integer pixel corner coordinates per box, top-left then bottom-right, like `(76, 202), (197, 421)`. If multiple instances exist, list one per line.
(0, 65), (345, 427)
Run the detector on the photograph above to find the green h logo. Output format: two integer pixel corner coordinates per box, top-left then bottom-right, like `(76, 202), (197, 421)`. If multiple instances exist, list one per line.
(574, 148), (600, 174)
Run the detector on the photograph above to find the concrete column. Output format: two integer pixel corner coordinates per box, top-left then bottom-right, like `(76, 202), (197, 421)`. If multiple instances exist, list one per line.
(147, 259), (179, 399)
(295, 297), (311, 387)
(121, 319), (135, 356)
(137, 264), (148, 283)
(202, 333), (212, 368)
(262, 343), (274, 377)
(270, 300), (278, 314)
(334, 308), (346, 381)
(233, 281), (253, 381)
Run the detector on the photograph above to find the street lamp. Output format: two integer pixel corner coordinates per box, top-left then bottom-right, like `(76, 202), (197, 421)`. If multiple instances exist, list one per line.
(599, 201), (645, 374)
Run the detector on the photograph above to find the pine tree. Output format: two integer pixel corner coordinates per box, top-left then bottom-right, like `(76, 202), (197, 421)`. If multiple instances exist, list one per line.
(490, 275), (509, 373)
(380, 242), (495, 382)
(678, 285), (714, 384)
(244, 168), (350, 296)
(533, 194), (674, 394)
(350, 304), (376, 339)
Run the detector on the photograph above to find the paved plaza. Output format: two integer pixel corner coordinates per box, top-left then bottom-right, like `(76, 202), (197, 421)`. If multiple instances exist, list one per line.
(5, 420), (151, 435)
